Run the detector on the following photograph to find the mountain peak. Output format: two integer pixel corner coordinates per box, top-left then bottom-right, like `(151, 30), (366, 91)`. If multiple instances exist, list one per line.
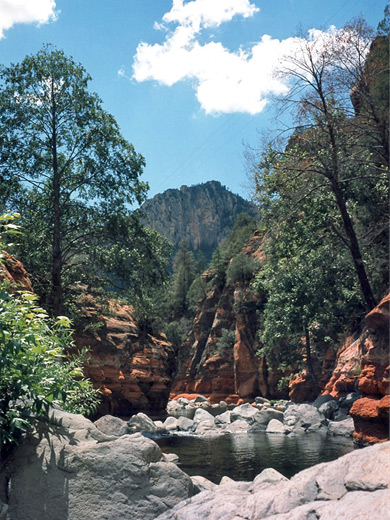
(141, 181), (258, 257)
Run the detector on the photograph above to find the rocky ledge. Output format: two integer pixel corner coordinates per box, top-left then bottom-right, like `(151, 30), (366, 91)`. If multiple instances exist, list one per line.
(1, 407), (387, 520)
(155, 441), (390, 520)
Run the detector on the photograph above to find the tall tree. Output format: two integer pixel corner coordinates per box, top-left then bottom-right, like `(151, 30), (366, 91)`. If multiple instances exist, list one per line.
(170, 239), (196, 317)
(252, 17), (388, 383)
(0, 46), (148, 315)
(272, 19), (389, 309)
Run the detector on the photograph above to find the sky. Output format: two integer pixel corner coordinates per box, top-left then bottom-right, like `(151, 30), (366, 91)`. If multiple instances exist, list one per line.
(0, 0), (386, 202)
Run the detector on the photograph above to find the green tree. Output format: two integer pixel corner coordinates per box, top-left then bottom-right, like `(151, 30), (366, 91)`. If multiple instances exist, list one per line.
(208, 213), (258, 288)
(253, 170), (363, 384)
(272, 18), (389, 309)
(170, 239), (196, 317)
(0, 46), (148, 316)
(226, 252), (260, 284)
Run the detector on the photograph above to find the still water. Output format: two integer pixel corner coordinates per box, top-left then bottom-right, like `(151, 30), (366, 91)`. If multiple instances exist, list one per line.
(156, 432), (355, 483)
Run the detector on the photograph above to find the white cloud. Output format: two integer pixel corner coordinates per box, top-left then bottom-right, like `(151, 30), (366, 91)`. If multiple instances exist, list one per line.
(0, 0), (57, 38)
(132, 1), (350, 115)
(162, 0), (259, 31)
(132, 0), (300, 114)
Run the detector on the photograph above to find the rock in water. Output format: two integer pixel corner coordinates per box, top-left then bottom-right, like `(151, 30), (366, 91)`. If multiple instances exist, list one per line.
(155, 441), (390, 519)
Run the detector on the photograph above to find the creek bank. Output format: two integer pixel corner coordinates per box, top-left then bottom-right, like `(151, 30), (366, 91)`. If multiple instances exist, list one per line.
(154, 441), (390, 520)
(0, 407), (193, 520)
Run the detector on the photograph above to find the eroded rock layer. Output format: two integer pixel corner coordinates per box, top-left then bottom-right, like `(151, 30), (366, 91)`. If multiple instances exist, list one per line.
(75, 296), (176, 417)
(349, 294), (390, 444)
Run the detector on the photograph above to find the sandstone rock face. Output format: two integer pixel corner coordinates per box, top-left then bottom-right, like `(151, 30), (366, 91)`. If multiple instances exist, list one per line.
(75, 297), (176, 417)
(170, 233), (285, 403)
(323, 293), (389, 445)
(141, 181), (258, 257)
(0, 408), (193, 520)
(0, 251), (33, 292)
(324, 336), (362, 399)
(349, 294), (389, 445)
(155, 441), (390, 520)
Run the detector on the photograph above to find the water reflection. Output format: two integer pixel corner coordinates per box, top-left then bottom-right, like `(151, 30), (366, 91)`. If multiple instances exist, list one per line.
(156, 432), (355, 483)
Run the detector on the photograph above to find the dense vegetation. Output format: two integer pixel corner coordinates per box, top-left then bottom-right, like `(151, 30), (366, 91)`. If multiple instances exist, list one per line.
(0, 10), (388, 453)
(0, 214), (100, 455)
(162, 213), (259, 346)
(251, 14), (389, 384)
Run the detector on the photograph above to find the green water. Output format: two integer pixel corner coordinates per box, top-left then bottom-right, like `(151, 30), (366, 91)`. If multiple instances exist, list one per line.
(157, 432), (355, 483)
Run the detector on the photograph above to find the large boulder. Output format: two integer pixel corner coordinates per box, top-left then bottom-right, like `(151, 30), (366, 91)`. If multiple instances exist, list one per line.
(127, 412), (157, 434)
(249, 407), (284, 432)
(94, 414), (128, 436)
(155, 441), (390, 519)
(328, 417), (355, 437)
(0, 408), (193, 520)
(230, 403), (258, 424)
(283, 403), (327, 433)
(192, 408), (215, 428)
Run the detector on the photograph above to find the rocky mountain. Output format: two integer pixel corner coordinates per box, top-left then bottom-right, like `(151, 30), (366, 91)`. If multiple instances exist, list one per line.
(140, 181), (258, 257)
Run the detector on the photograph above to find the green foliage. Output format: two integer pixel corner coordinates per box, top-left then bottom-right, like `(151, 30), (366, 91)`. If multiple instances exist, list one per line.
(164, 319), (192, 349)
(186, 275), (208, 315)
(226, 253), (260, 284)
(215, 328), (235, 356)
(377, 4), (389, 36)
(0, 216), (100, 455)
(92, 214), (172, 332)
(0, 45), (152, 316)
(251, 18), (389, 377)
(169, 239), (196, 318)
(208, 213), (258, 287)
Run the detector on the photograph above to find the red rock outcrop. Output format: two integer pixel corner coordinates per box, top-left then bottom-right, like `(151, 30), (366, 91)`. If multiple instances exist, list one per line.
(349, 294), (390, 445)
(75, 296), (176, 417)
(0, 251), (33, 292)
(323, 336), (362, 398)
(171, 232), (287, 403)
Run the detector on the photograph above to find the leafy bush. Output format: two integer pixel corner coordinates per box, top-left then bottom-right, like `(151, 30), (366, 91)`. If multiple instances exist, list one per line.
(164, 318), (192, 348)
(0, 214), (100, 455)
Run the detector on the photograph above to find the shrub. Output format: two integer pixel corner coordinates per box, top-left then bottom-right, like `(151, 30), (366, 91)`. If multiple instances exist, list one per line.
(215, 328), (236, 356)
(0, 214), (100, 455)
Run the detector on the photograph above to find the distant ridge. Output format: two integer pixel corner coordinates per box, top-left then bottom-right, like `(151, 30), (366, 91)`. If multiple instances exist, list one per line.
(141, 181), (258, 257)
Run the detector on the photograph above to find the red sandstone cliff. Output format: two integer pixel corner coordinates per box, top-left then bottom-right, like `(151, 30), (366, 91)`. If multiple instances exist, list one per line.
(75, 296), (176, 417)
(349, 294), (390, 444)
(171, 232), (287, 403)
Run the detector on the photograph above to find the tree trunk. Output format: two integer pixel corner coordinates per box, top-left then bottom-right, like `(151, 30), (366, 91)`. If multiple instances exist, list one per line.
(331, 179), (377, 310)
(50, 86), (63, 317)
(319, 86), (377, 311)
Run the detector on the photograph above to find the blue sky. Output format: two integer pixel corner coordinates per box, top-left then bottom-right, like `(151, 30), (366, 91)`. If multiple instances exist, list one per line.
(0, 0), (386, 201)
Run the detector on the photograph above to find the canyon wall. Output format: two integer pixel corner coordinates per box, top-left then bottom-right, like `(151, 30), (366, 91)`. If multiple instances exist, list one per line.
(75, 296), (176, 417)
(170, 232), (286, 404)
